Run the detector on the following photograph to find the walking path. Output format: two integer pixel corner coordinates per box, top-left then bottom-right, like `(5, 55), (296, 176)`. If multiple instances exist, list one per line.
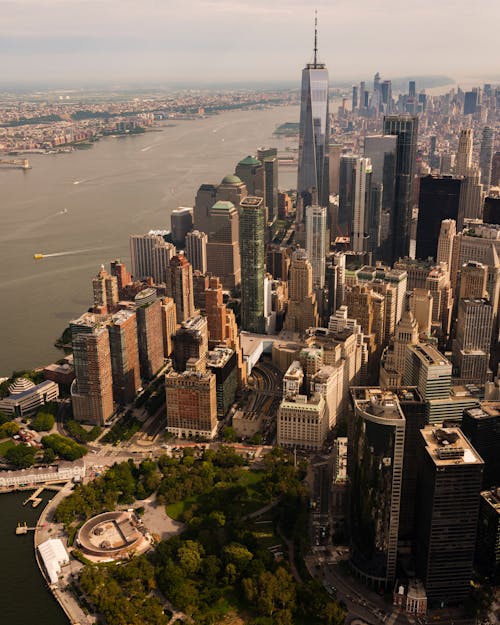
(34, 483), (94, 625)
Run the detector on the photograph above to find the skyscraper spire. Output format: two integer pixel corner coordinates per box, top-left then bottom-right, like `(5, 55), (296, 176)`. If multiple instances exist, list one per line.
(297, 9), (330, 209)
(313, 10), (318, 67)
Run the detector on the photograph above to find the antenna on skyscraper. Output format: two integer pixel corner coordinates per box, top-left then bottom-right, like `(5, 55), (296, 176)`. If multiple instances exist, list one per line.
(313, 9), (318, 67)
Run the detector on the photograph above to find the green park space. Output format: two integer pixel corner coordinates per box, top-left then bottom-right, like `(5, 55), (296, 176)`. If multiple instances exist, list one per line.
(52, 446), (346, 625)
(0, 438), (15, 456)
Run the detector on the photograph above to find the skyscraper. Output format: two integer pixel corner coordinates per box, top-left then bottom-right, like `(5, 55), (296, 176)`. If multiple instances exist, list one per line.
(206, 199), (241, 289)
(305, 204), (327, 289)
(297, 18), (330, 209)
(240, 196), (266, 333)
(415, 427), (483, 606)
(257, 146), (279, 219)
(92, 265), (119, 313)
(455, 128), (473, 177)
(185, 230), (208, 274)
(464, 90), (479, 115)
(480, 126), (495, 192)
(170, 206), (193, 247)
(338, 156), (373, 252)
(165, 369), (218, 439)
(436, 218), (456, 271)
(458, 261), (488, 300)
(415, 175), (461, 261)
(383, 115), (419, 263)
(452, 298), (493, 384)
(108, 309), (141, 405)
(167, 253), (195, 323)
(457, 166), (484, 228)
(462, 403), (500, 488)
(235, 156), (265, 203)
(284, 249), (319, 334)
(172, 315), (209, 373)
(129, 233), (175, 283)
(70, 314), (114, 426)
(160, 296), (177, 357)
(134, 289), (164, 380)
(349, 387), (406, 588)
(364, 135), (397, 261)
(205, 276), (227, 344)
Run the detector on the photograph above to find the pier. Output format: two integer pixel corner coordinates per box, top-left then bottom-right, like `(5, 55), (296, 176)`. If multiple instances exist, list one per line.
(23, 487), (44, 508)
(15, 522), (36, 535)
(0, 158), (31, 170)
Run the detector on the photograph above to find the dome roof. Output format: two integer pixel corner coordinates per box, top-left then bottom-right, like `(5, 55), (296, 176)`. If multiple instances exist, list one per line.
(238, 155), (260, 166)
(8, 377), (36, 395)
(220, 174), (242, 185)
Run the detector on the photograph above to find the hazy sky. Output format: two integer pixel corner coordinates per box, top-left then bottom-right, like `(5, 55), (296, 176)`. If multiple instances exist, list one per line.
(1, 0), (499, 85)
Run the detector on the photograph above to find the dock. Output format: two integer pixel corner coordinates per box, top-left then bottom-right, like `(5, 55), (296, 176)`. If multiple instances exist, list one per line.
(0, 158), (31, 170)
(15, 522), (36, 535)
(23, 487), (44, 508)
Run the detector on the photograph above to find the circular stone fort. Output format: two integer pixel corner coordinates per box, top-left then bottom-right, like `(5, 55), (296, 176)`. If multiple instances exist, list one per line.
(76, 511), (151, 561)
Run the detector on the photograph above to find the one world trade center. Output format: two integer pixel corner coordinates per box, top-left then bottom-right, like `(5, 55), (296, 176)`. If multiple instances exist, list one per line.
(297, 17), (330, 212)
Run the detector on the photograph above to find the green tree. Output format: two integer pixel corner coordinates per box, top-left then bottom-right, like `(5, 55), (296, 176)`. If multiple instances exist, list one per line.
(31, 412), (55, 432)
(178, 540), (204, 575)
(5, 443), (36, 468)
(223, 426), (237, 442)
(223, 542), (253, 575)
(323, 601), (347, 625)
(42, 448), (56, 464)
(0, 421), (20, 437)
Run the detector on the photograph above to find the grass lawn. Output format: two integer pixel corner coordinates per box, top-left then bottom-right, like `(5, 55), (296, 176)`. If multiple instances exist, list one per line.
(166, 471), (269, 521)
(166, 495), (200, 521)
(237, 470), (264, 487)
(0, 439), (15, 457)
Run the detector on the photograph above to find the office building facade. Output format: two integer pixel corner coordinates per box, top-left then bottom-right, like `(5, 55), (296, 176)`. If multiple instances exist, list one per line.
(383, 115), (418, 263)
(240, 196), (266, 333)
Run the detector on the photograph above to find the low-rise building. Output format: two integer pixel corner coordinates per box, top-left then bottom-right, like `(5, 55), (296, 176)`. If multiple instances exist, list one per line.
(38, 539), (69, 586)
(393, 579), (427, 616)
(0, 459), (86, 489)
(277, 393), (327, 450)
(232, 410), (263, 438)
(0, 378), (59, 417)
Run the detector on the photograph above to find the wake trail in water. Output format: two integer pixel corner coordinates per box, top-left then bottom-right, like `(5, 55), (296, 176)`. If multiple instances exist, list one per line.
(41, 246), (108, 258)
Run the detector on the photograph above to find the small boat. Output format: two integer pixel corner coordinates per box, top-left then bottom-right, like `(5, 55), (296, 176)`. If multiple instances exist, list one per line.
(34, 253), (44, 259)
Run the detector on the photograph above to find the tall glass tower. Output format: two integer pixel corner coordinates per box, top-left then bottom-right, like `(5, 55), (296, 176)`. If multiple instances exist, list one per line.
(297, 17), (330, 210)
(383, 115), (418, 264)
(305, 204), (327, 289)
(239, 196), (266, 333)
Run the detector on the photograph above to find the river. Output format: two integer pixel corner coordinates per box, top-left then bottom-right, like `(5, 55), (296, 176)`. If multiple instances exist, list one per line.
(0, 104), (300, 376)
(0, 491), (68, 624)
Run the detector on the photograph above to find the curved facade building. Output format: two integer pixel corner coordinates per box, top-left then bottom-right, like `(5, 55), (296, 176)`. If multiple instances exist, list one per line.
(349, 387), (406, 588)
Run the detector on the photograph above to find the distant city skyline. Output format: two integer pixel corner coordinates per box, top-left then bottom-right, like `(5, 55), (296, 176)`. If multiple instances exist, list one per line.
(1, 0), (500, 84)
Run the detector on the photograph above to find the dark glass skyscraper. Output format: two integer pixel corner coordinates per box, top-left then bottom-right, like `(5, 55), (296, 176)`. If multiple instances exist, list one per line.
(383, 115), (418, 264)
(297, 20), (330, 209)
(415, 175), (462, 261)
(240, 196), (266, 333)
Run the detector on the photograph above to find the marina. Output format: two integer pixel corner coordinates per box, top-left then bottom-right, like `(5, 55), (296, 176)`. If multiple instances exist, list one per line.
(0, 490), (68, 625)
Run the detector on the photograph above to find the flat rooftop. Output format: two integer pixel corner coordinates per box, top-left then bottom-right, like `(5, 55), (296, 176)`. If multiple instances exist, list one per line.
(408, 343), (451, 368)
(466, 401), (500, 419)
(240, 196), (263, 207)
(351, 387), (406, 421)
(481, 488), (500, 513)
(421, 427), (483, 466)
